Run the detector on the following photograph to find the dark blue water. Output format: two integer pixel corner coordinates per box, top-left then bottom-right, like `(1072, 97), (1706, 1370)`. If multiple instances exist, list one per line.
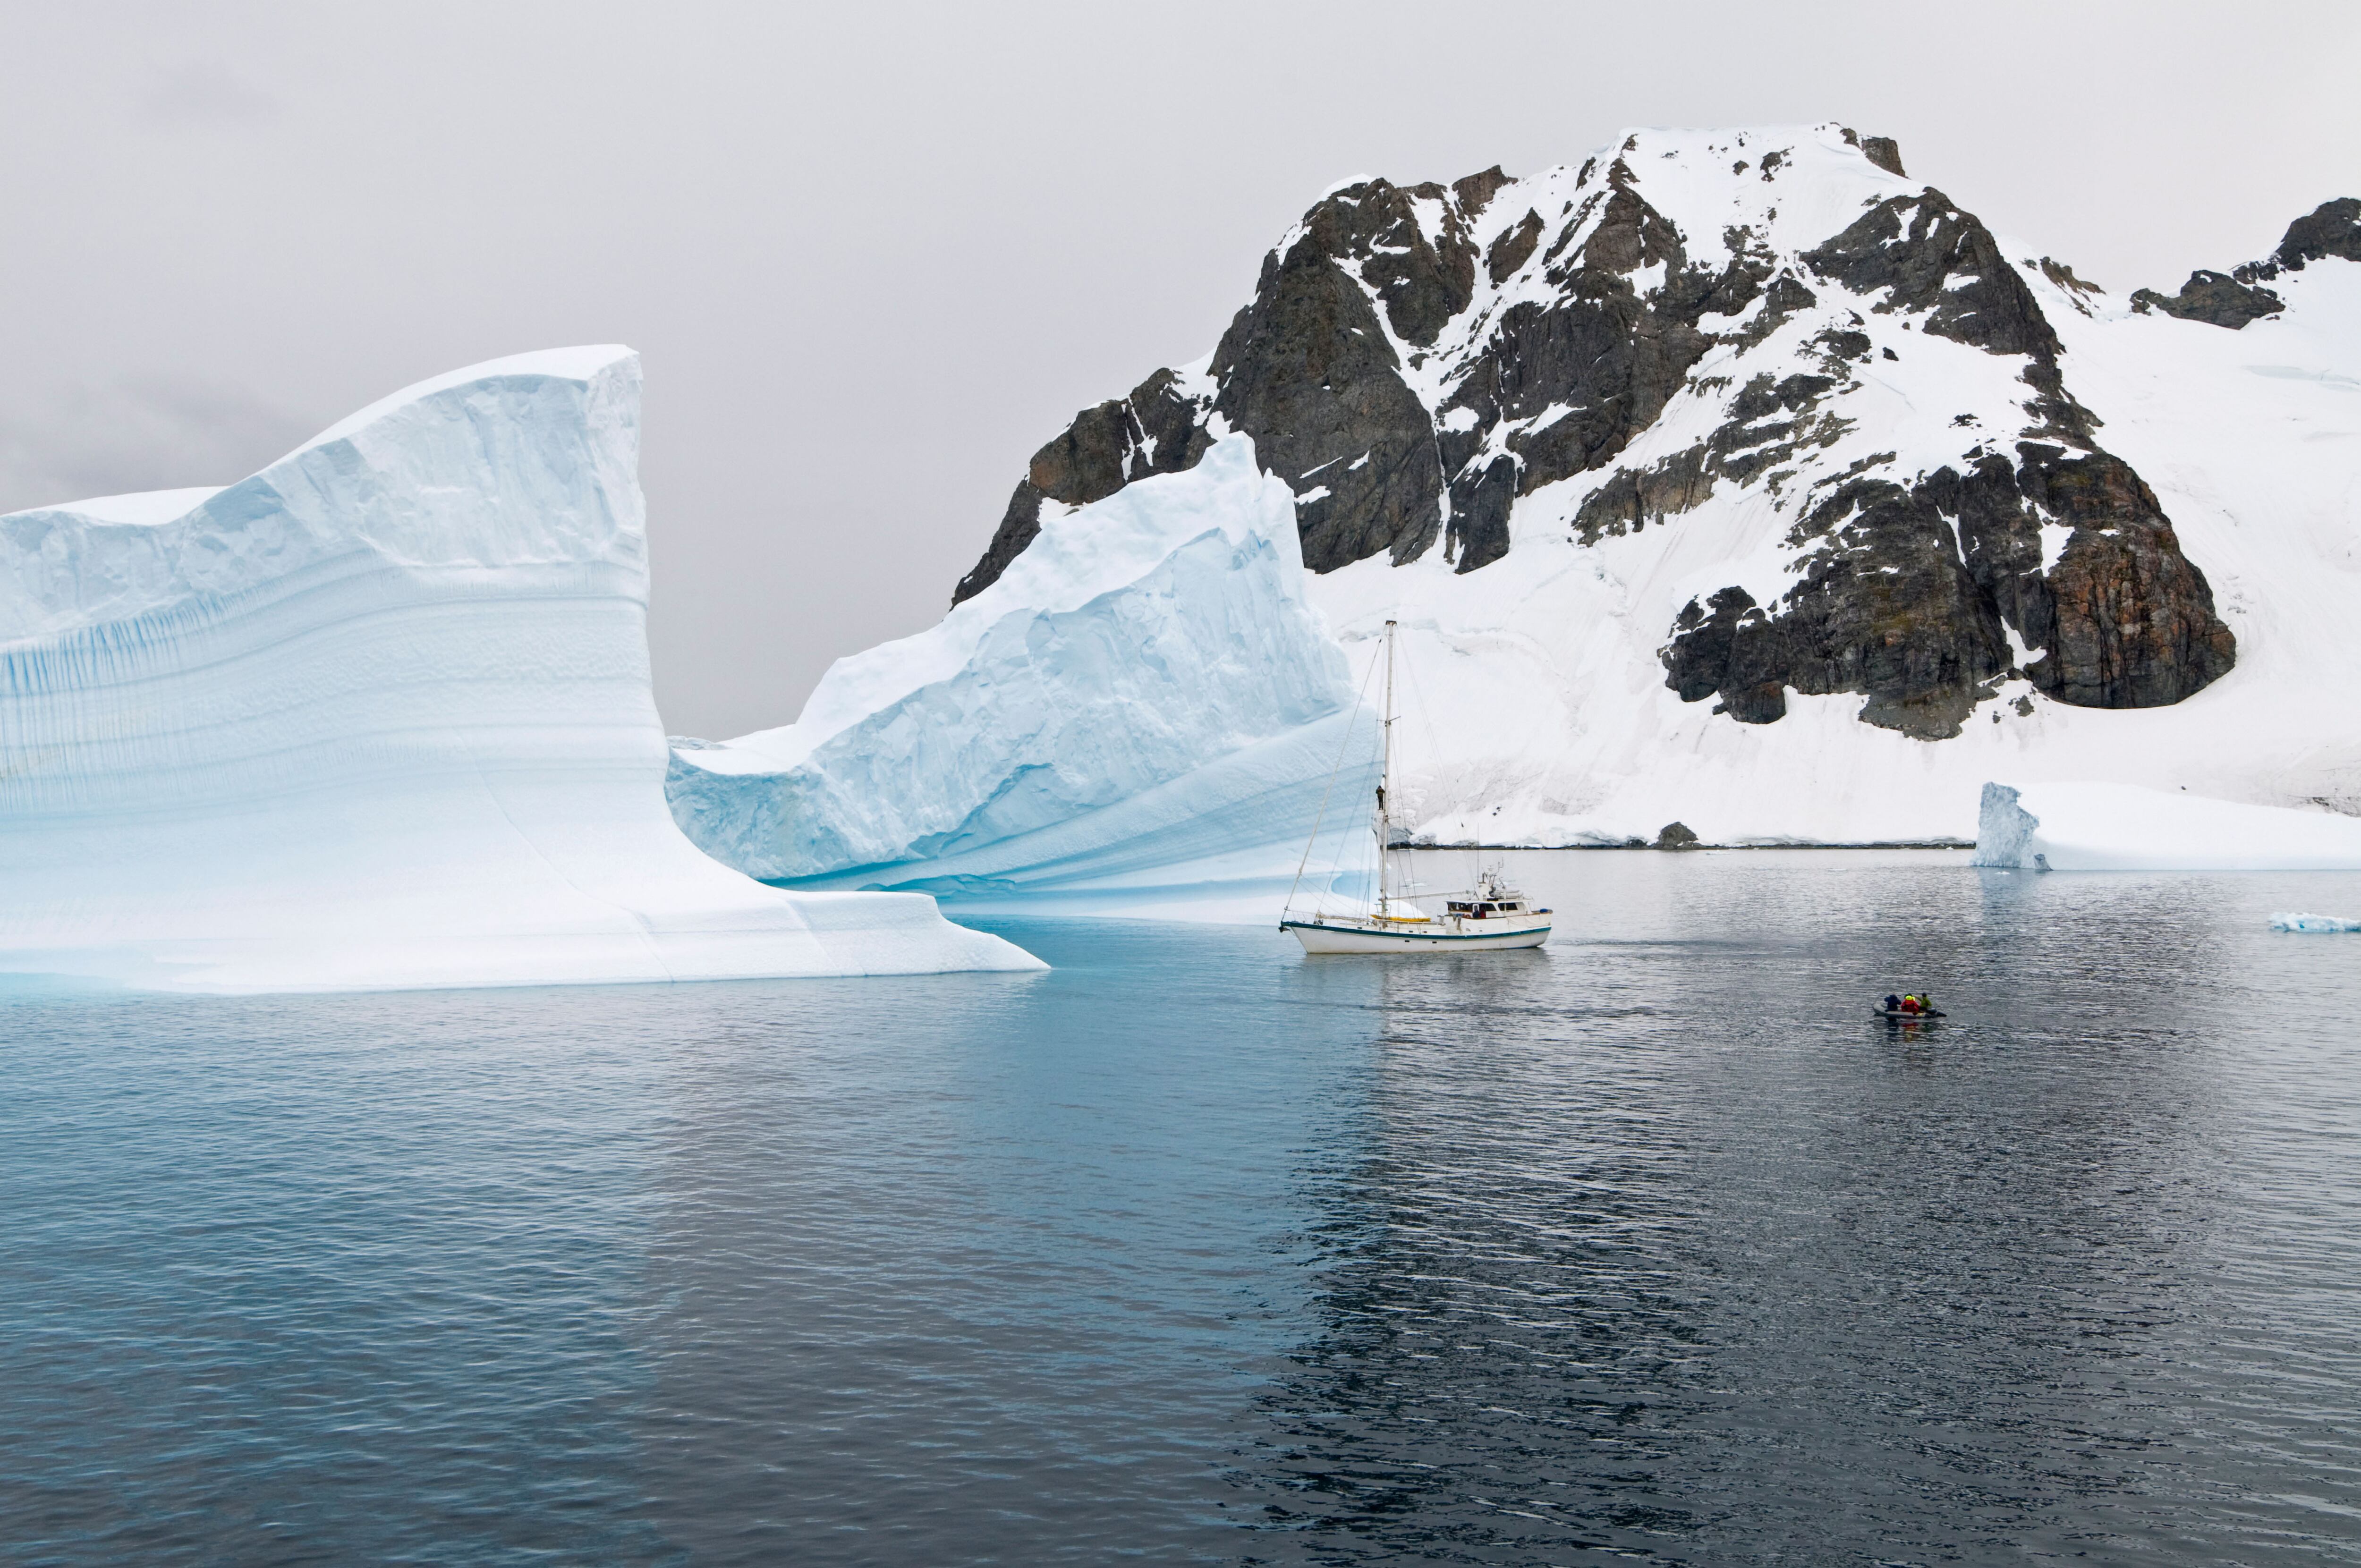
(6, 851), (2359, 1564)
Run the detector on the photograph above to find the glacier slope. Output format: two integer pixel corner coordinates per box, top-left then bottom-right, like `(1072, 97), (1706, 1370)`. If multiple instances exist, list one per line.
(1316, 251), (2361, 847)
(0, 347), (1039, 992)
(940, 124), (2359, 849)
(667, 438), (1382, 919)
(1288, 134), (2361, 846)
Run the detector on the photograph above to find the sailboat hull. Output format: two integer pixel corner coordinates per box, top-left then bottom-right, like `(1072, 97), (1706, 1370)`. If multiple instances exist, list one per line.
(1282, 620), (1554, 958)
(1283, 918), (1551, 954)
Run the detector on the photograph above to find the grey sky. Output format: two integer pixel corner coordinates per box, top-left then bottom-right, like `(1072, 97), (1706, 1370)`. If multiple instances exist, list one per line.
(3, 0), (2353, 737)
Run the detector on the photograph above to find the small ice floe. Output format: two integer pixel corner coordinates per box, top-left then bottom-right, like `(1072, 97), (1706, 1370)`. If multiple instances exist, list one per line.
(2269, 913), (2361, 933)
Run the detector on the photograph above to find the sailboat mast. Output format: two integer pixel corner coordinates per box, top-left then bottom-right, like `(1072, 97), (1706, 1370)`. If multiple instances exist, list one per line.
(1378, 619), (1397, 912)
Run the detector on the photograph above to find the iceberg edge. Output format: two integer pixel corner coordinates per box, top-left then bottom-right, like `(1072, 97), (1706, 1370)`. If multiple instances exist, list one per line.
(0, 347), (1044, 994)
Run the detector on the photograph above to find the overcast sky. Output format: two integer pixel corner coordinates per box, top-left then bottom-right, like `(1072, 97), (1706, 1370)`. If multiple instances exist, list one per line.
(4, 1), (2354, 737)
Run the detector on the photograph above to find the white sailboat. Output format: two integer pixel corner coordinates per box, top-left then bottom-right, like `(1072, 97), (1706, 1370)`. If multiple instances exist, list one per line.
(1282, 619), (1553, 954)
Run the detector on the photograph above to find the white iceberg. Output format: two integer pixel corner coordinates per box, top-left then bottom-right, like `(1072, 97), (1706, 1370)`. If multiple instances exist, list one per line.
(667, 436), (1380, 920)
(0, 346), (1041, 993)
(1973, 781), (2361, 871)
(2270, 913), (2361, 932)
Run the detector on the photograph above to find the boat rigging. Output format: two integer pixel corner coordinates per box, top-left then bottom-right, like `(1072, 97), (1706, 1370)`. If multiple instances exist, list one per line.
(1281, 619), (1553, 954)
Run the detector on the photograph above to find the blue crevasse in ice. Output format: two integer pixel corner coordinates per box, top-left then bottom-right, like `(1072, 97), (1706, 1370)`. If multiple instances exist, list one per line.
(0, 347), (1038, 992)
(667, 437), (1381, 917)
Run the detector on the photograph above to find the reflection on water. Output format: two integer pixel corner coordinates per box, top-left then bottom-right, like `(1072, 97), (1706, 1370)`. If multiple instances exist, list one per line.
(628, 934), (1367, 1564)
(4, 851), (2358, 1564)
(1247, 855), (2280, 1562)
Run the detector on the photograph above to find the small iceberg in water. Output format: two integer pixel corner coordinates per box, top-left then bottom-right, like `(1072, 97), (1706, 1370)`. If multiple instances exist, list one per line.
(2270, 913), (2361, 933)
(1974, 782), (2361, 872)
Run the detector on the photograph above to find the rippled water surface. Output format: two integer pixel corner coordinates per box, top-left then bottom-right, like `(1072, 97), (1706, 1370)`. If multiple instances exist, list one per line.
(6, 850), (2360, 1564)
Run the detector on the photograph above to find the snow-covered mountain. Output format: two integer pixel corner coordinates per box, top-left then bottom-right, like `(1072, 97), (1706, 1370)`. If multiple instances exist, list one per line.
(0, 348), (1038, 992)
(667, 124), (2358, 902)
(942, 124), (2361, 846)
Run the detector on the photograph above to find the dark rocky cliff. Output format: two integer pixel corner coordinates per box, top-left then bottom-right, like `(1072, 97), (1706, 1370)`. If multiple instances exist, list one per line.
(2130, 197), (2361, 327)
(956, 125), (2267, 739)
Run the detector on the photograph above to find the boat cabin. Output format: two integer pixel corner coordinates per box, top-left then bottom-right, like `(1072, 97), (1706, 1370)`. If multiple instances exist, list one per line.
(1446, 898), (1528, 918)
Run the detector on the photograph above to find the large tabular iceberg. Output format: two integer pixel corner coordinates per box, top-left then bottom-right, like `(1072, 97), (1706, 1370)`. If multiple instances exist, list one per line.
(1973, 781), (2361, 871)
(0, 347), (1039, 992)
(667, 437), (1380, 919)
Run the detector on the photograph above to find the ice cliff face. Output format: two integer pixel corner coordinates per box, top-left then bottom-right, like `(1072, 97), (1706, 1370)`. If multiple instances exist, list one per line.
(0, 347), (1038, 992)
(669, 438), (1378, 916)
(936, 125), (2361, 846)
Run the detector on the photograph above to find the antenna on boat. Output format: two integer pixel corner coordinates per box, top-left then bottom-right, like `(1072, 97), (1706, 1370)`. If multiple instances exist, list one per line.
(1377, 619), (1397, 917)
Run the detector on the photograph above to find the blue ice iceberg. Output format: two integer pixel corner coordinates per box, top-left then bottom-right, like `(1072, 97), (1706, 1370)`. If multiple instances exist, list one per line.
(1975, 780), (2361, 871)
(0, 347), (1040, 992)
(667, 437), (1380, 920)
(2270, 914), (2361, 933)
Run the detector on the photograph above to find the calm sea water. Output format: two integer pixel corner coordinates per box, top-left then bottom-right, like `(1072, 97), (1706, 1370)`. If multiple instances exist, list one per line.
(5, 850), (2360, 1565)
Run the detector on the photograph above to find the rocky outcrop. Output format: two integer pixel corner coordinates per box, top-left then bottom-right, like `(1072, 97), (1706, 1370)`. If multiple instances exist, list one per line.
(1573, 443), (1714, 542)
(1804, 190), (2058, 357)
(2130, 269), (2285, 328)
(1661, 446), (2236, 737)
(2015, 449), (2239, 705)
(955, 144), (1779, 599)
(954, 124), (2245, 739)
(2129, 196), (2359, 330)
(1840, 126), (1906, 177)
(2244, 196), (2361, 277)
(1207, 177), (1470, 573)
(1436, 171), (1741, 506)
(953, 369), (1212, 603)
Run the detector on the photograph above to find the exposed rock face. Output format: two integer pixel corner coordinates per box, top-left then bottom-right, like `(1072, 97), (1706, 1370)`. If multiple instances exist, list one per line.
(2015, 449), (2241, 704)
(1806, 190), (2056, 356)
(1208, 175), (1470, 571)
(2129, 197), (2361, 330)
(959, 152), (1743, 593)
(955, 124), (2248, 738)
(2036, 256), (2105, 312)
(2130, 269), (2285, 327)
(1661, 446), (2236, 736)
(1839, 126), (1907, 177)
(2247, 196), (2361, 276)
(954, 369), (1213, 604)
